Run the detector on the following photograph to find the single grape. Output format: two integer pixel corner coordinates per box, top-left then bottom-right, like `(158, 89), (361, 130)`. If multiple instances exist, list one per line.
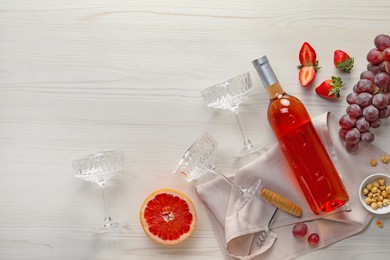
(352, 84), (358, 93)
(339, 128), (348, 140)
(374, 72), (390, 90)
(360, 70), (376, 83)
(345, 128), (361, 144)
(367, 63), (382, 74)
(379, 106), (390, 119)
(363, 105), (379, 122)
(308, 233), (320, 246)
(372, 93), (388, 109)
(339, 114), (356, 130)
(346, 92), (358, 104)
(355, 79), (373, 94)
(384, 48), (390, 62)
(361, 131), (375, 143)
(383, 92), (390, 105)
(292, 222), (308, 238)
(386, 105), (390, 118)
(370, 118), (382, 128)
(357, 92), (373, 107)
(345, 142), (359, 153)
(346, 104), (362, 117)
(374, 34), (390, 51)
(367, 48), (384, 65)
(384, 61), (390, 74)
(379, 61), (387, 72)
(356, 117), (370, 132)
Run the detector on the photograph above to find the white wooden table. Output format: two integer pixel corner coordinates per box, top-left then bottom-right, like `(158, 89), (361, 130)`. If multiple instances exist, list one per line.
(1, 1), (390, 259)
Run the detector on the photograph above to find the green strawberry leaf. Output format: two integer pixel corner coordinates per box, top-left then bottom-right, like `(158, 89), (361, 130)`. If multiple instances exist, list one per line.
(328, 76), (344, 98)
(336, 57), (354, 72)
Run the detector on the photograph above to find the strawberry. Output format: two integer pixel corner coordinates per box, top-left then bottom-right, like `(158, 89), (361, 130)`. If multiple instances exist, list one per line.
(297, 42), (320, 87)
(334, 50), (354, 72)
(298, 42), (317, 66)
(299, 66), (316, 87)
(315, 76), (344, 99)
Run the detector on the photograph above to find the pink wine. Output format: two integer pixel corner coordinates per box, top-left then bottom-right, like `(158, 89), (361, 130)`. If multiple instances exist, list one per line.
(253, 56), (349, 214)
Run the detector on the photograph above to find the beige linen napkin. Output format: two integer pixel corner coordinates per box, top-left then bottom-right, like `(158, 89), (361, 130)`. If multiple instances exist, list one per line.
(196, 112), (387, 260)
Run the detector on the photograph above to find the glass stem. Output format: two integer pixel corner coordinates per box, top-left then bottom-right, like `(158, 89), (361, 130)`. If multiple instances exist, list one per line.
(233, 108), (252, 147)
(211, 167), (243, 192)
(100, 188), (112, 225)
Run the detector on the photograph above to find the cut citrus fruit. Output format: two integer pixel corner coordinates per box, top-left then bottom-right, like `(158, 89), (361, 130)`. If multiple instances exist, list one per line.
(139, 188), (197, 245)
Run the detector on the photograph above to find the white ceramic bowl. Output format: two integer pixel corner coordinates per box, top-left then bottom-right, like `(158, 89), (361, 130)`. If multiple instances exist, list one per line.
(359, 173), (390, 215)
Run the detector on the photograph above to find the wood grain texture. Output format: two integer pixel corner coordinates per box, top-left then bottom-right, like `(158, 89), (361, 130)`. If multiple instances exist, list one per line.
(1, 0), (390, 259)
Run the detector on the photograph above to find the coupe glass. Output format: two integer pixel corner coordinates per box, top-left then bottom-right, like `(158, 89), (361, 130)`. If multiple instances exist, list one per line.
(201, 72), (262, 157)
(173, 133), (261, 210)
(72, 150), (125, 233)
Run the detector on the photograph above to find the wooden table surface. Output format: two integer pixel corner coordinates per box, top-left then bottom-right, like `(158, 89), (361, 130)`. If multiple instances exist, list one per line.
(1, 1), (390, 259)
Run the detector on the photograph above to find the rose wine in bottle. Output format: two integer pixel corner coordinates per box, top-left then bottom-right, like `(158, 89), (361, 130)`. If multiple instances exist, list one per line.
(252, 55), (349, 215)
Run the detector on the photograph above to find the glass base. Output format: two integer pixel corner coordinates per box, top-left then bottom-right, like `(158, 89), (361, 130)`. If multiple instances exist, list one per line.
(235, 142), (274, 158)
(92, 217), (127, 234)
(235, 143), (263, 158)
(237, 179), (262, 210)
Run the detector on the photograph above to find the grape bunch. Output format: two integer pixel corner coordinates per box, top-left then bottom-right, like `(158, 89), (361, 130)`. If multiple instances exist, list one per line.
(339, 34), (390, 152)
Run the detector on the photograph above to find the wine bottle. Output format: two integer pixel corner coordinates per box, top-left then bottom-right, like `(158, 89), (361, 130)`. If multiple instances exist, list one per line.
(252, 55), (349, 215)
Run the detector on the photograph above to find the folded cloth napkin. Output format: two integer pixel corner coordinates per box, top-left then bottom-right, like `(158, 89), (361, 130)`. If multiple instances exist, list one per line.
(196, 112), (388, 260)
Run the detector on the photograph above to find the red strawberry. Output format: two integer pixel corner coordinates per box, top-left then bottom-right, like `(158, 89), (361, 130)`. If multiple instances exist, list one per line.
(299, 66), (316, 87)
(334, 50), (354, 72)
(315, 76), (344, 99)
(299, 42), (317, 66)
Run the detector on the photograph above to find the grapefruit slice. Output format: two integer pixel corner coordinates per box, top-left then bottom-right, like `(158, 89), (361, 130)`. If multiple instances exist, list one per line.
(140, 188), (196, 245)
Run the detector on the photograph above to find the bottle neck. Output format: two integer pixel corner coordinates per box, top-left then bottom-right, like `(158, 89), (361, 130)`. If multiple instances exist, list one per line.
(265, 82), (285, 100)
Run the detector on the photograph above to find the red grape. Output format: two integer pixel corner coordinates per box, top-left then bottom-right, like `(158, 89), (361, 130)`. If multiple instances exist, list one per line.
(384, 48), (390, 62)
(379, 105), (390, 119)
(384, 92), (390, 104)
(361, 131), (375, 143)
(367, 63), (382, 74)
(384, 61), (390, 74)
(379, 61), (387, 72)
(357, 92), (373, 107)
(374, 34), (390, 51)
(292, 222), (308, 238)
(372, 93), (388, 109)
(345, 128), (361, 144)
(346, 92), (358, 104)
(339, 128), (348, 140)
(370, 118), (382, 128)
(374, 72), (390, 90)
(363, 105), (379, 122)
(360, 70), (376, 83)
(339, 114), (356, 130)
(346, 104), (362, 117)
(356, 117), (370, 132)
(386, 106), (390, 118)
(355, 79), (373, 94)
(307, 233), (320, 246)
(345, 142), (359, 153)
(367, 48), (384, 65)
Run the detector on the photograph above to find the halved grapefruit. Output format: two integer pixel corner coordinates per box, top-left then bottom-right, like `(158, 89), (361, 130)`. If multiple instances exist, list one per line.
(139, 188), (197, 245)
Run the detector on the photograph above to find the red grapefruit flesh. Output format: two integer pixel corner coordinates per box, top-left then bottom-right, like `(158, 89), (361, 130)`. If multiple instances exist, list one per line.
(140, 189), (196, 245)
